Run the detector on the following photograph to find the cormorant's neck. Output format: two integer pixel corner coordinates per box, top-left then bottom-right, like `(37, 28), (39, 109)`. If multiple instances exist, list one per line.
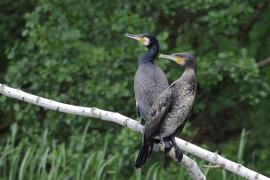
(181, 66), (196, 80)
(139, 43), (159, 65)
(184, 61), (196, 74)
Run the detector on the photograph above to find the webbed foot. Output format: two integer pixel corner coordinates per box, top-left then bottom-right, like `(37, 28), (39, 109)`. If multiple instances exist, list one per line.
(164, 141), (173, 154)
(174, 148), (183, 163)
(171, 136), (183, 163)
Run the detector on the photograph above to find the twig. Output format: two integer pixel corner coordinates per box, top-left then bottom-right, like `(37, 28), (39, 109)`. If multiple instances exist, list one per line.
(159, 143), (206, 180)
(258, 57), (270, 68)
(1, 83), (269, 180)
(241, 0), (269, 35)
(175, 140), (269, 180)
(237, 0), (269, 44)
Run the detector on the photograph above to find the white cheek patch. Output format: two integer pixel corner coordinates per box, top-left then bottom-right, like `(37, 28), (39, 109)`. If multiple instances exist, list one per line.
(143, 37), (150, 46)
(179, 61), (185, 66)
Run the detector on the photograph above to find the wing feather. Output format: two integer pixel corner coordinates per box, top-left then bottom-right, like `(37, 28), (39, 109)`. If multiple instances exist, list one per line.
(144, 88), (172, 139)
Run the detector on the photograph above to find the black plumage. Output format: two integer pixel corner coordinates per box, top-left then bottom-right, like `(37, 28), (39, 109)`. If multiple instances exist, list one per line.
(136, 53), (197, 168)
(124, 33), (169, 167)
(134, 63), (169, 122)
(125, 33), (169, 122)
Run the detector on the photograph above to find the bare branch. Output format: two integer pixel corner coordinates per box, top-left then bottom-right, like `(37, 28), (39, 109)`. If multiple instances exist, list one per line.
(176, 139), (269, 180)
(241, 0), (269, 35)
(258, 56), (270, 68)
(236, 0), (269, 44)
(1, 83), (269, 180)
(159, 144), (206, 180)
(0, 83), (205, 180)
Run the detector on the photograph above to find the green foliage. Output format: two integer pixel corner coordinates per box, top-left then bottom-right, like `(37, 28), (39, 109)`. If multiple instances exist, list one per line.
(0, 127), (249, 180)
(0, 0), (270, 179)
(0, 0), (33, 81)
(0, 125), (125, 180)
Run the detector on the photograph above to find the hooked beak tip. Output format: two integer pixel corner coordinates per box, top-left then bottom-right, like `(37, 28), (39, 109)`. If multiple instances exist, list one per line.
(159, 54), (176, 61)
(124, 33), (135, 38)
(124, 33), (141, 41)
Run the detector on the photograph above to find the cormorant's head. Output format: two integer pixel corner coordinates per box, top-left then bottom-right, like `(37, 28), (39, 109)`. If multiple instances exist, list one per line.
(159, 53), (196, 68)
(124, 33), (158, 48)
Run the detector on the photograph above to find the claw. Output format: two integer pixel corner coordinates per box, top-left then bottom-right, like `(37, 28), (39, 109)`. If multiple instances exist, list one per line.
(174, 149), (183, 163)
(164, 141), (173, 154)
(171, 136), (183, 163)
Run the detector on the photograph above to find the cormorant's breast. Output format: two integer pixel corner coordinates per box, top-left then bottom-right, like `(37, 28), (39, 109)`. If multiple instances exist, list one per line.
(154, 68), (197, 138)
(134, 63), (169, 120)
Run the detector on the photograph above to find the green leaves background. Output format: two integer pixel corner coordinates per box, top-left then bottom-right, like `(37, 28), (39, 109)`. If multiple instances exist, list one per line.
(0, 0), (270, 178)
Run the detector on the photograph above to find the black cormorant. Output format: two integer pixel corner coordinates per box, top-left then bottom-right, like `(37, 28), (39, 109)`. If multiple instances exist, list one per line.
(135, 53), (197, 168)
(124, 33), (169, 166)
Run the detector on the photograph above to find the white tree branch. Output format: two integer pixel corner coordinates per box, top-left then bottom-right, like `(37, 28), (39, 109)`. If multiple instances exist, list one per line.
(0, 84), (206, 180)
(0, 83), (269, 180)
(159, 143), (206, 180)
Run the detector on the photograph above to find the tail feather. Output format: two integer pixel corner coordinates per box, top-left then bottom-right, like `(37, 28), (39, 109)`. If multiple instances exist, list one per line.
(135, 140), (154, 168)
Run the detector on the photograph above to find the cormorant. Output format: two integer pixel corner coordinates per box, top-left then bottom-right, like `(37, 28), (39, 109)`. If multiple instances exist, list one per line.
(135, 53), (197, 168)
(124, 33), (169, 165)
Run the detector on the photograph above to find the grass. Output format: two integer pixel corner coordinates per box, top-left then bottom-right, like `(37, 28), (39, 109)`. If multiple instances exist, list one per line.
(0, 124), (248, 180)
(0, 123), (125, 180)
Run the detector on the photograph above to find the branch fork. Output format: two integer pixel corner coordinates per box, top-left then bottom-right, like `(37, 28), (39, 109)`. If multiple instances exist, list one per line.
(1, 83), (269, 180)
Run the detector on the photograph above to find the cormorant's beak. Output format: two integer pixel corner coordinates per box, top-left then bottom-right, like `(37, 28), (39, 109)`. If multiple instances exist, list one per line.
(159, 54), (184, 64)
(159, 54), (175, 61)
(124, 33), (145, 44)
